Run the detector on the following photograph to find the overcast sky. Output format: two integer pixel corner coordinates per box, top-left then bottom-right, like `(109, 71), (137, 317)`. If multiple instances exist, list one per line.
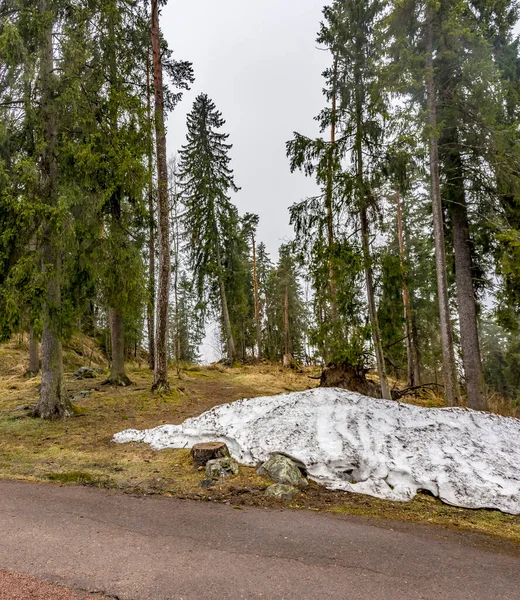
(162, 0), (329, 260)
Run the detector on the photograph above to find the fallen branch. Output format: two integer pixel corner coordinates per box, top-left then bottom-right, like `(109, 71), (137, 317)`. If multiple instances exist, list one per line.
(392, 383), (443, 399)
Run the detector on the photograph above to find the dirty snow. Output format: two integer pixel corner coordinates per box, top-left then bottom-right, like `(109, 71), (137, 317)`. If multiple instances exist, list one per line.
(113, 388), (520, 514)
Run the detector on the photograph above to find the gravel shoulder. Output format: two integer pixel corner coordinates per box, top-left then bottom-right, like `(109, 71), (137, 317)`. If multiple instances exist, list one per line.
(0, 569), (110, 600)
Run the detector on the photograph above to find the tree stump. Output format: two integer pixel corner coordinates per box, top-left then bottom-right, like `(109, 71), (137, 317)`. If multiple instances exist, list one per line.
(191, 442), (230, 467)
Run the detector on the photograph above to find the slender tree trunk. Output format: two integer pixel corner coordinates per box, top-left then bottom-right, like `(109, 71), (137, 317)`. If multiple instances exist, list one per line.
(219, 276), (235, 362)
(426, 10), (460, 406)
(105, 307), (131, 386)
(403, 211), (422, 387)
(216, 243), (235, 362)
(146, 49), (155, 371)
(353, 72), (389, 399)
(396, 190), (420, 387)
(151, 0), (170, 390)
(172, 177), (181, 368)
(283, 282), (292, 367)
(445, 150), (487, 410)
(360, 208), (390, 399)
(410, 306), (421, 385)
(33, 2), (72, 419)
(252, 234), (262, 358)
(28, 327), (39, 376)
(326, 56), (339, 324)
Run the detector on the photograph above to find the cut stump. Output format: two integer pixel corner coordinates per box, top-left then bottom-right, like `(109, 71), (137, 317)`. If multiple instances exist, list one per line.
(191, 442), (230, 467)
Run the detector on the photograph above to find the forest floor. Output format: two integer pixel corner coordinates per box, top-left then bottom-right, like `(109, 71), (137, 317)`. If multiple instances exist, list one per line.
(0, 335), (519, 545)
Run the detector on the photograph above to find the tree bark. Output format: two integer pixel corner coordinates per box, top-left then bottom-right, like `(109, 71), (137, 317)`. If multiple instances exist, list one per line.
(146, 48), (155, 371)
(396, 190), (420, 387)
(283, 281), (293, 367)
(216, 243), (235, 362)
(425, 9), (460, 407)
(444, 148), (487, 410)
(171, 165), (181, 368)
(105, 307), (132, 386)
(252, 234), (262, 358)
(28, 327), (39, 376)
(360, 208), (390, 399)
(151, 0), (170, 390)
(33, 1), (72, 419)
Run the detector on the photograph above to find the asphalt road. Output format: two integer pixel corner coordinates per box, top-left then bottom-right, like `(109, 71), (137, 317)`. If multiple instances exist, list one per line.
(0, 481), (518, 600)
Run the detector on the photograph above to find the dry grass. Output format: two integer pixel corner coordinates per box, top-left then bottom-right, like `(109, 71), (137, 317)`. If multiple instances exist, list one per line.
(0, 338), (519, 545)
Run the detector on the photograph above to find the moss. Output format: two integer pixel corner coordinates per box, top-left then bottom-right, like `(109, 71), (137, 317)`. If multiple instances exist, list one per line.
(46, 471), (95, 484)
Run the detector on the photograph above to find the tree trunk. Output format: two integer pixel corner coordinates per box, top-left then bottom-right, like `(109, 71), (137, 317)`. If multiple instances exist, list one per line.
(105, 307), (132, 386)
(36, 316), (72, 419)
(353, 50), (390, 400)
(446, 151), (487, 410)
(33, 2), (72, 420)
(28, 327), (39, 376)
(360, 208), (390, 399)
(426, 10), (460, 407)
(151, 0), (170, 390)
(283, 282), (293, 367)
(172, 168), (181, 368)
(252, 234), (262, 358)
(396, 190), (420, 387)
(146, 49), (155, 371)
(325, 56), (339, 325)
(219, 275), (235, 362)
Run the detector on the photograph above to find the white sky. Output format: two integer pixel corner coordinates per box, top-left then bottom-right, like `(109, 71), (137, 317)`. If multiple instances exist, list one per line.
(162, 0), (329, 259)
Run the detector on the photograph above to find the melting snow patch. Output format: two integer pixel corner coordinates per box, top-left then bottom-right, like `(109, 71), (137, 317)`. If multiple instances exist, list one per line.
(113, 388), (520, 514)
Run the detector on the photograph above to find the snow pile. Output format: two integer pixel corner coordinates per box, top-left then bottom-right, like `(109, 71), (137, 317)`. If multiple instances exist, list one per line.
(114, 388), (520, 514)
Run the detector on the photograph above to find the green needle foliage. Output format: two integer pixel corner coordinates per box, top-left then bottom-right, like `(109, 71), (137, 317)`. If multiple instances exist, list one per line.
(178, 93), (242, 362)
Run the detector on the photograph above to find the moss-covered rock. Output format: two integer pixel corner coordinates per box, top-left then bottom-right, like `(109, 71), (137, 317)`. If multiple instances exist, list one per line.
(264, 483), (299, 500)
(205, 457), (240, 478)
(258, 455), (308, 488)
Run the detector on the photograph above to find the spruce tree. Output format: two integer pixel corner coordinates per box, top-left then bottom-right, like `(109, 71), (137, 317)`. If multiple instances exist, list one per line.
(178, 93), (240, 362)
(290, 0), (391, 397)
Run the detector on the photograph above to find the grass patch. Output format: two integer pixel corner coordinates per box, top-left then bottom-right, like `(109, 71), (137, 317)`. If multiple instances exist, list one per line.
(0, 338), (519, 545)
(46, 471), (95, 484)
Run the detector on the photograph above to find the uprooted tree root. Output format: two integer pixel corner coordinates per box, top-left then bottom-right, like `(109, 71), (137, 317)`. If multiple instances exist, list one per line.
(319, 362), (382, 398)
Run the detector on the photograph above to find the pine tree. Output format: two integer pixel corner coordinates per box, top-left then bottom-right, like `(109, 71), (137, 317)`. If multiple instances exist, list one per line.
(178, 93), (240, 362)
(151, 0), (170, 390)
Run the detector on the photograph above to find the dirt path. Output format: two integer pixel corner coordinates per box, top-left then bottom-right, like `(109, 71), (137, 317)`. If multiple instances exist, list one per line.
(1, 481), (518, 600)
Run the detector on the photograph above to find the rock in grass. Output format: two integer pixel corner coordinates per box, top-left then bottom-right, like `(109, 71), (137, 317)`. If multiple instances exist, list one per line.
(73, 367), (96, 380)
(73, 390), (91, 400)
(264, 484), (299, 501)
(199, 478), (219, 489)
(258, 455), (308, 488)
(205, 457), (239, 478)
